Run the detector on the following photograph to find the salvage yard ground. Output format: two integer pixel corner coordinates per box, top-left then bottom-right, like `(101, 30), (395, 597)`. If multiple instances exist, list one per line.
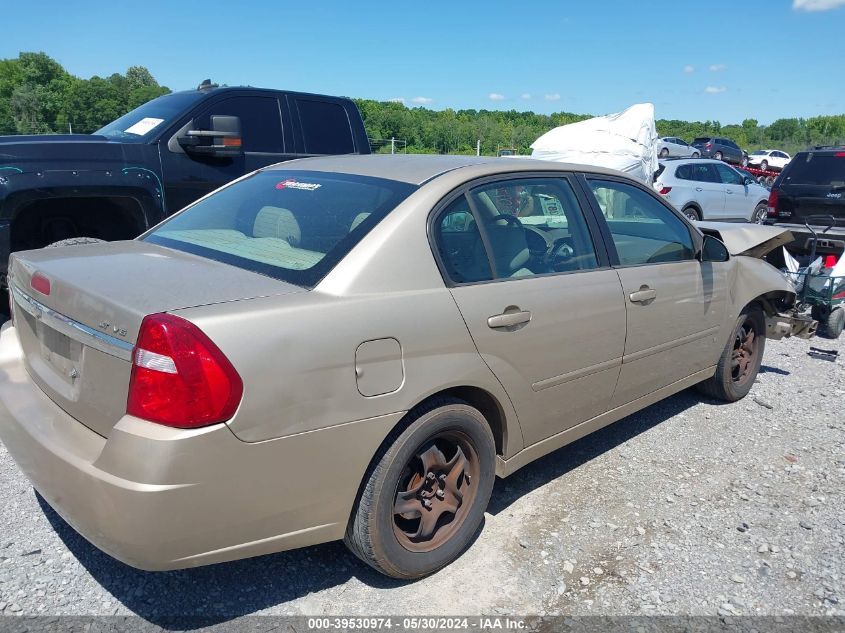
(0, 333), (843, 623)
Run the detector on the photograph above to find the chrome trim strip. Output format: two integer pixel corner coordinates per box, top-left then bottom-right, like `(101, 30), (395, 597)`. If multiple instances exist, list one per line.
(11, 285), (135, 362)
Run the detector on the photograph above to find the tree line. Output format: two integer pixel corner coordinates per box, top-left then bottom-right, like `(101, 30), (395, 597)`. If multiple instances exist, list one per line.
(2, 52), (844, 156)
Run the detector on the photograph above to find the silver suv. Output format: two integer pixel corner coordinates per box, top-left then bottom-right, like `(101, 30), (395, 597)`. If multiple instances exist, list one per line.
(654, 158), (770, 223)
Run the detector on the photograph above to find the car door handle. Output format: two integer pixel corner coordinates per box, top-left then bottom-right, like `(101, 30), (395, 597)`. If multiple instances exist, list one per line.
(487, 310), (532, 329)
(695, 187), (703, 192)
(726, 189), (734, 194)
(629, 287), (657, 303)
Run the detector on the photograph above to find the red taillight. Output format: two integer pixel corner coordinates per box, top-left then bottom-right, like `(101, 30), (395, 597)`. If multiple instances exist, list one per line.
(767, 188), (779, 217)
(127, 314), (243, 428)
(705, 142), (713, 149)
(658, 186), (672, 195)
(30, 273), (51, 296)
(835, 151), (845, 157)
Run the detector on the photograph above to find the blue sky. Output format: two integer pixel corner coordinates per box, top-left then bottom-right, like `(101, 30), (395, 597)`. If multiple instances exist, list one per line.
(3, 0), (844, 124)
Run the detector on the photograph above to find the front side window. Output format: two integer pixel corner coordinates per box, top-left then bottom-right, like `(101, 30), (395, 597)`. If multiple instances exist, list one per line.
(715, 163), (744, 185)
(144, 170), (416, 287)
(194, 96), (284, 153)
(588, 179), (695, 266)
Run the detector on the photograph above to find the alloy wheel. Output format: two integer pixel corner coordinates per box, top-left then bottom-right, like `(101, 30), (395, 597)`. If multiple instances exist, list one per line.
(731, 319), (760, 386)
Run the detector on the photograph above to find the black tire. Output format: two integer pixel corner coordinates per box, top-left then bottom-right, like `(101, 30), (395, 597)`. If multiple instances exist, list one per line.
(751, 202), (768, 224)
(760, 160), (768, 172)
(741, 156), (749, 167)
(697, 307), (766, 402)
(714, 151), (723, 161)
(46, 237), (105, 248)
(818, 307), (845, 339)
(659, 148), (669, 158)
(345, 398), (496, 579)
(682, 206), (701, 221)
(692, 151), (700, 159)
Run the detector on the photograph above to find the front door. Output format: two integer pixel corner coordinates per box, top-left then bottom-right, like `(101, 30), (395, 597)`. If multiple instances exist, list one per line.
(684, 162), (725, 218)
(583, 177), (728, 408)
(432, 176), (626, 447)
(715, 163), (752, 220)
(158, 95), (295, 214)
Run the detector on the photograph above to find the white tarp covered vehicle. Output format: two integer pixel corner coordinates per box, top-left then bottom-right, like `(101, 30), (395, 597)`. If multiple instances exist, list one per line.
(530, 103), (659, 184)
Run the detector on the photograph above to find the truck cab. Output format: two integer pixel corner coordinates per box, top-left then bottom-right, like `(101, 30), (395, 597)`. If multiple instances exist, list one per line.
(0, 84), (370, 283)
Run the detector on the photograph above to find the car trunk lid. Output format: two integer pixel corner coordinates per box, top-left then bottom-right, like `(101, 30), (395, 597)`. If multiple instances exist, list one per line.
(8, 241), (303, 437)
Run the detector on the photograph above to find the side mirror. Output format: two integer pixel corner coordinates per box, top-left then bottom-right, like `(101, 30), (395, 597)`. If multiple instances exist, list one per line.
(699, 234), (730, 263)
(178, 115), (243, 157)
(743, 176), (754, 185)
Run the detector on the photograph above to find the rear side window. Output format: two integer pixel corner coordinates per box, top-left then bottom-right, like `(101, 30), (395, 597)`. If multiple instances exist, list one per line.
(194, 97), (284, 153)
(144, 170), (416, 288)
(296, 99), (355, 155)
(784, 153), (845, 187)
(678, 163), (718, 183)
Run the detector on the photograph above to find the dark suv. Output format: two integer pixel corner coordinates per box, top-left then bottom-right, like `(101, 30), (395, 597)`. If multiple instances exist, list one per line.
(691, 136), (746, 165)
(766, 148), (845, 229)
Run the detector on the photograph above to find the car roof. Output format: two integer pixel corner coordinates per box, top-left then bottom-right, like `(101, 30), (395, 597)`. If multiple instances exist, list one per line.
(264, 154), (626, 185)
(659, 157), (724, 166)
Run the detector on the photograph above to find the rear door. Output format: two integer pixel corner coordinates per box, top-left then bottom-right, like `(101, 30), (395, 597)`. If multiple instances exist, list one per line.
(160, 93), (294, 213)
(582, 176), (728, 407)
(433, 174), (626, 447)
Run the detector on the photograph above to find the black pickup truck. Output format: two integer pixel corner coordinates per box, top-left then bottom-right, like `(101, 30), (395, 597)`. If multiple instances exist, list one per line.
(0, 83), (370, 283)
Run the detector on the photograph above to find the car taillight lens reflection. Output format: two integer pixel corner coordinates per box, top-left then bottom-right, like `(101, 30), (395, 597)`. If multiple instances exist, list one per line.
(127, 313), (243, 428)
(767, 189), (779, 217)
(30, 273), (51, 296)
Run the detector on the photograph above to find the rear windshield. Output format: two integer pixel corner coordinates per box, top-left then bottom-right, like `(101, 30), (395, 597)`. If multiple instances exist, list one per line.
(784, 153), (845, 187)
(692, 137), (711, 144)
(143, 170), (417, 288)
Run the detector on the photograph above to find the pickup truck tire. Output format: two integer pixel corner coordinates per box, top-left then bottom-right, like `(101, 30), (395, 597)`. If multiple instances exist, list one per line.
(696, 307), (765, 402)
(46, 237), (106, 248)
(818, 307), (845, 339)
(345, 397), (495, 579)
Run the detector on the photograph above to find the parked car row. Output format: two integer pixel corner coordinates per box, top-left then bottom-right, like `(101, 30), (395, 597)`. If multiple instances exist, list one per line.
(657, 137), (792, 173)
(654, 158), (770, 223)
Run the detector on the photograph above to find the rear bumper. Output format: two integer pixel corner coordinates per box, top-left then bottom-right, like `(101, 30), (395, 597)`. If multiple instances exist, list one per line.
(0, 321), (401, 570)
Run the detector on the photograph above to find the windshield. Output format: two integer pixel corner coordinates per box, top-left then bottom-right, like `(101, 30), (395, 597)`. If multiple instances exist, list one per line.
(94, 91), (204, 142)
(144, 170), (418, 288)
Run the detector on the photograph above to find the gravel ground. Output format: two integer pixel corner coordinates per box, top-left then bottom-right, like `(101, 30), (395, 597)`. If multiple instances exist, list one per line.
(0, 333), (843, 625)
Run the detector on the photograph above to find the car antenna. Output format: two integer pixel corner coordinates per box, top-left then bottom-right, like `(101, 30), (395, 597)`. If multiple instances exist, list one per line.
(197, 79), (219, 91)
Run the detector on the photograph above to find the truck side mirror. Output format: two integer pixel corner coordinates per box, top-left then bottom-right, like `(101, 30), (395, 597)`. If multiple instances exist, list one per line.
(178, 115), (243, 157)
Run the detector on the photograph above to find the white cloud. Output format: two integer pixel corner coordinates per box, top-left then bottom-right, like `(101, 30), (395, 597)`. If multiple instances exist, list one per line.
(520, 93), (532, 100)
(544, 93), (561, 101)
(705, 86), (727, 94)
(410, 96), (433, 104)
(708, 63), (727, 72)
(683, 65), (695, 74)
(488, 93), (506, 101)
(388, 97), (405, 104)
(793, 0), (845, 10)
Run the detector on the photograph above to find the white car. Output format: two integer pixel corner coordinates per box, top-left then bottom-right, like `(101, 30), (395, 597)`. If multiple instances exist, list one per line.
(654, 158), (770, 223)
(656, 137), (700, 159)
(746, 149), (791, 172)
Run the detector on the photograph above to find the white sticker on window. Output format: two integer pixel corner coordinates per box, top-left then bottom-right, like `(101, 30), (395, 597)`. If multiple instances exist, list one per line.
(124, 117), (165, 136)
(275, 179), (322, 191)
